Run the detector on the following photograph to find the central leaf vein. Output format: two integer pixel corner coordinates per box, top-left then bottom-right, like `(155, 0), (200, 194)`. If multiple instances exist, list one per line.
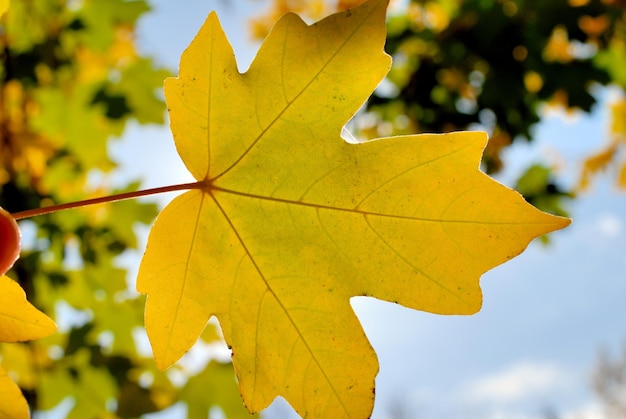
(212, 186), (554, 226)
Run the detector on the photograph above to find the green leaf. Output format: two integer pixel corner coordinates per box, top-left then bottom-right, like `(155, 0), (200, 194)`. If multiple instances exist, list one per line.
(180, 361), (254, 419)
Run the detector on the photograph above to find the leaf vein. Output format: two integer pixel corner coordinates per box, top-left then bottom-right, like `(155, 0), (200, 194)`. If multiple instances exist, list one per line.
(354, 140), (477, 210)
(210, 4), (380, 183)
(213, 186), (555, 226)
(210, 193), (351, 416)
(167, 193), (206, 360)
(364, 214), (472, 304)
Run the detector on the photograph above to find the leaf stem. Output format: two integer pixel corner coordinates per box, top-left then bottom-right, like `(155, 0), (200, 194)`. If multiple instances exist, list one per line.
(12, 181), (205, 220)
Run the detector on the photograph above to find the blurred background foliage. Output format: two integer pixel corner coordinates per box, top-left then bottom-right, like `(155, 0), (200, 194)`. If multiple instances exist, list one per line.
(0, 0), (249, 417)
(1, 0), (626, 417)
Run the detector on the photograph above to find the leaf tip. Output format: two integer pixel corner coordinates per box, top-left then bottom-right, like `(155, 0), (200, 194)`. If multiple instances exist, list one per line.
(530, 202), (572, 235)
(0, 275), (57, 342)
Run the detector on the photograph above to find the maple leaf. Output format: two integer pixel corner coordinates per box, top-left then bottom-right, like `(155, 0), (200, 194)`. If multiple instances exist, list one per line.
(0, 275), (56, 343)
(137, 0), (570, 417)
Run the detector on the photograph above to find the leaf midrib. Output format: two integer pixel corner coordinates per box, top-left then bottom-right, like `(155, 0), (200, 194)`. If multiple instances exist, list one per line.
(210, 185), (556, 226)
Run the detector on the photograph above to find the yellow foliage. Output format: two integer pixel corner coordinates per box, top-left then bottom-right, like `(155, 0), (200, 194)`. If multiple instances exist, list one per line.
(611, 99), (626, 136)
(580, 144), (617, 190)
(544, 25), (574, 63)
(338, 0), (365, 8)
(0, 80), (57, 186)
(580, 98), (626, 190)
(76, 25), (138, 83)
(0, 0), (166, 200)
(524, 71), (544, 93)
(250, 0), (331, 39)
(0, 275), (56, 343)
(250, 0), (382, 39)
(483, 131), (512, 172)
(578, 14), (610, 39)
(0, 365), (29, 419)
(545, 89), (577, 114)
(137, 0), (569, 417)
(108, 25), (138, 64)
(0, 343), (51, 390)
(619, 163), (626, 188)
(0, 206), (56, 418)
(0, 275), (56, 418)
(408, 1), (451, 32)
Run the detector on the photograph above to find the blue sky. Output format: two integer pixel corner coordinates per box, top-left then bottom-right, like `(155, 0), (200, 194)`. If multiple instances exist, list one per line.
(108, 1), (626, 417)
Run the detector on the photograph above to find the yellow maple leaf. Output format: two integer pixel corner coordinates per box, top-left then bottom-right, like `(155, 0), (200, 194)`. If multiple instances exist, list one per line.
(0, 275), (56, 343)
(137, 0), (570, 417)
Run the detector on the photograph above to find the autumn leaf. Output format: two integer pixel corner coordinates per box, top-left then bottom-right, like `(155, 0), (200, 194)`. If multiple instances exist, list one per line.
(0, 275), (57, 419)
(0, 275), (56, 342)
(137, 0), (570, 417)
(1, 365), (29, 419)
